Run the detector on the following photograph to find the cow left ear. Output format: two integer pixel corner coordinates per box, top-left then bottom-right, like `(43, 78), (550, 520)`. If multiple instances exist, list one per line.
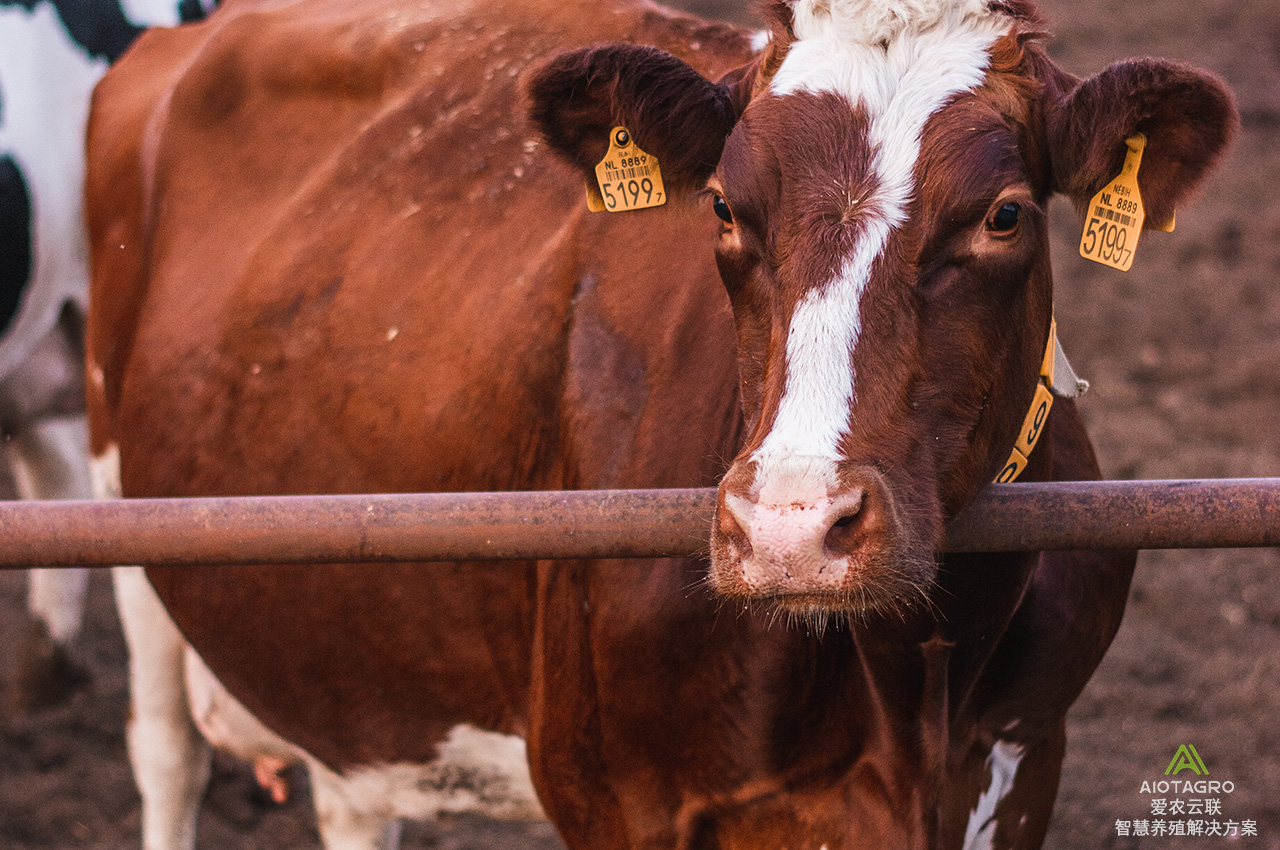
(525, 44), (742, 198)
(1047, 58), (1237, 228)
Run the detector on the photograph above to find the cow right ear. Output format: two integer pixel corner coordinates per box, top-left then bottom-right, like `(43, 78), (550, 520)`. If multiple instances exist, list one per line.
(524, 44), (742, 198)
(1046, 58), (1237, 229)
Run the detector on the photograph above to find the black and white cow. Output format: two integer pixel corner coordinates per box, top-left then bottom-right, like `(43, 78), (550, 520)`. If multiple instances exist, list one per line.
(0, 0), (213, 709)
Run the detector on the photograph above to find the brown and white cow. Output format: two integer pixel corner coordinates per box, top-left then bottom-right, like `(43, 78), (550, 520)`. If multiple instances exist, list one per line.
(85, 0), (1234, 847)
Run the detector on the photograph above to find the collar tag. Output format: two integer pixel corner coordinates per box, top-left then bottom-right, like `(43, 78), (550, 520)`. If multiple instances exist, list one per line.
(1079, 133), (1157, 271)
(995, 318), (1087, 482)
(586, 127), (667, 213)
(997, 383), (1054, 483)
(1050, 337), (1090, 399)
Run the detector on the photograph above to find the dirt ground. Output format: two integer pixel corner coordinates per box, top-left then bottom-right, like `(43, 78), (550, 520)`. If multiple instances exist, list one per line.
(2, 0), (1278, 847)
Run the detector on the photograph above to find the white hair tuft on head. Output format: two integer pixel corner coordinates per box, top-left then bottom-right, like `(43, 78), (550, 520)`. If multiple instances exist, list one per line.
(788, 0), (1003, 44)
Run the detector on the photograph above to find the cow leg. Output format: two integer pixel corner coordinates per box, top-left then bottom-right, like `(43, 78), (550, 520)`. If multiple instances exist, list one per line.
(10, 414), (92, 710)
(93, 443), (209, 847)
(950, 724), (1066, 850)
(309, 764), (404, 850)
(114, 565), (212, 850)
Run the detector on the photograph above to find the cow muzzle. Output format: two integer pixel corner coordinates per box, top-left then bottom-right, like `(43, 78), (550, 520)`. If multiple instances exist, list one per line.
(708, 456), (936, 619)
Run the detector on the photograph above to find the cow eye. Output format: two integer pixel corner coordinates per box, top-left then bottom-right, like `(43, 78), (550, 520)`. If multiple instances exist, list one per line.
(988, 202), (1021, 233)
(712, 195), (734, 224)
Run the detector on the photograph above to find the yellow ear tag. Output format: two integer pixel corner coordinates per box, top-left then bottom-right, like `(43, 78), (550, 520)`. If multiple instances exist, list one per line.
(1079, 133), (1153, 271)
(587, 126), (666, 213)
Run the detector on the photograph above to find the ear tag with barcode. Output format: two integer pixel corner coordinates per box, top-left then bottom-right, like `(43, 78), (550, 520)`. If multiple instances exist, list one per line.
(1079, 133), (1156, 271)
(586, 126), (666, 213)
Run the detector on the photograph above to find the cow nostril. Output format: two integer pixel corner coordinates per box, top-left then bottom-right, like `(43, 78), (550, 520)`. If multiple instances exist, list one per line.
(824, 494), (867, 555)
(717, 493), (754, 563)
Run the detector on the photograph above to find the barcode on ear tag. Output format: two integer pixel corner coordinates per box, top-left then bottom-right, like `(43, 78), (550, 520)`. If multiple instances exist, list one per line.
(1079, 133), (1149, 271)
(589, 126), (666, 213)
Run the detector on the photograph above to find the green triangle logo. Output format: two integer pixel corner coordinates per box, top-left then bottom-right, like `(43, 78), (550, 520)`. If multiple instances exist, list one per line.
(1165, 744), (1209, 776)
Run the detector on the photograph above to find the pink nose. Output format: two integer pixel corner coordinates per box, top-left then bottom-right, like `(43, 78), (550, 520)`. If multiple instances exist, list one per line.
(710, 462), (897, 601)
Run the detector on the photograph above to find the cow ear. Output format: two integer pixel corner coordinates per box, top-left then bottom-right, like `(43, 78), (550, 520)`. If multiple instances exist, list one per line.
(525, 44), (741, 197)
(1047, 59), (1237, 228)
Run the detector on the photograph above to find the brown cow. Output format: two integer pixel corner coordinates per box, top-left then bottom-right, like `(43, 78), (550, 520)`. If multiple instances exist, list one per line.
(85, 0), (1235, 848)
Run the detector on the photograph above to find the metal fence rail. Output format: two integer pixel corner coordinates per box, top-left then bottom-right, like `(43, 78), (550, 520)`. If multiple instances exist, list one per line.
(0, 479), (1276, 569)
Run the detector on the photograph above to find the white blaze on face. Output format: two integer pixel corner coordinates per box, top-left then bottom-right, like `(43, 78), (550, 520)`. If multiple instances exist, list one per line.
(751, 0), (1008, 496)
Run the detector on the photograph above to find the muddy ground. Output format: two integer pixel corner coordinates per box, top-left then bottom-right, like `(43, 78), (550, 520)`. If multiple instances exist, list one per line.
(2, 0), (1278, 847)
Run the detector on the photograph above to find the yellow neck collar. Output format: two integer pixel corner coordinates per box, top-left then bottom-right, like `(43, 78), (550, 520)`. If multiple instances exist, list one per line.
(995, 318), (1088, 483)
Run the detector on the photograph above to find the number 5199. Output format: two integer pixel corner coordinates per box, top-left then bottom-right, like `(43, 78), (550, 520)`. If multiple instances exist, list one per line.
(603, 177), (659, 210)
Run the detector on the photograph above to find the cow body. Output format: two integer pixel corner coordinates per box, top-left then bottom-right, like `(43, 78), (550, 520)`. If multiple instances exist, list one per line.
(85, 0), (1234, 847)
(0, 0), (212, 709)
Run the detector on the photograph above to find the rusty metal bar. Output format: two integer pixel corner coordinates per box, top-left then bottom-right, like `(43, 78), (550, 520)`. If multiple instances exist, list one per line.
(0, 479), (1276, 569)
(0, 489), (715, 568)
(943, 479), (1280, 552)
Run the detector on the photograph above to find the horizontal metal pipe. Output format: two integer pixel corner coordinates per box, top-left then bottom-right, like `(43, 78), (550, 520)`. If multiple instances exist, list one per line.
(0, 489), (716, 568)
(943, 478), (1280, 552)
(0, 479), (1276, 569)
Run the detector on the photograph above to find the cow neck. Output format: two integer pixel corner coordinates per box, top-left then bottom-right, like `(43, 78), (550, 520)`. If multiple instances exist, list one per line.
(994, 317), (1088, 483)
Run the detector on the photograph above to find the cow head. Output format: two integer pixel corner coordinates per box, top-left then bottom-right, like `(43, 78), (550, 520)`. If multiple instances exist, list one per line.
(527, 0), (1235, 619)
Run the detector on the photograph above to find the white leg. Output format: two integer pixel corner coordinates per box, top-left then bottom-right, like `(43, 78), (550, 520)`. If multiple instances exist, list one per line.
(114, 565), (211, 850)
(24, 567), (89, 644)
(310, 762), (403, 850)
(98, 448), (209, 848)
(14, 414), (93, 641)
(10, 414), (93, 708)
(9, 413), (93, 503)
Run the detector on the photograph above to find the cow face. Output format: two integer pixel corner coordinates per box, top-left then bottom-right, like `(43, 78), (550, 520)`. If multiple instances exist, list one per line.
(528, 0), (1234, 619)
